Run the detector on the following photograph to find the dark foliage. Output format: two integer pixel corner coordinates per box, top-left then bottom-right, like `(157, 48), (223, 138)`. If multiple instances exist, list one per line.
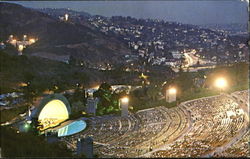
(0, 126), (73, 157)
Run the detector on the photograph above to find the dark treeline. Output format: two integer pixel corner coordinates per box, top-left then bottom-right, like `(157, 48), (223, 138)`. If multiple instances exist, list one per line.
(129, 62), (249, 111)
(0, 126), (73, 157)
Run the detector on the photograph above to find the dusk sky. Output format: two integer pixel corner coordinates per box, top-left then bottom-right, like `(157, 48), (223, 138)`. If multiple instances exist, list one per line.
(5, 1), (249, 25)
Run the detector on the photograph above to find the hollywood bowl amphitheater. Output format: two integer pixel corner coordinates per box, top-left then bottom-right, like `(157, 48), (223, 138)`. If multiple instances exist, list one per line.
(29, 91), (249, 157)
(29, 94), (87, 137)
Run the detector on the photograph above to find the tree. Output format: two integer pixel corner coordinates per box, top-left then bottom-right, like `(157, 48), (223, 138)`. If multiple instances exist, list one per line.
(68, 55), (77, 65)
(147, 85), (159, 101)
(73, 87), (86, 103)
(176, 72), (195, 93)
(21, 84), (35, 104)
(23, 72), (35, 84)
(93, 83), (120, 115)
(231, 62), (248, 85)
(1, 127), (73, 157)
(162, 71), (195, 97)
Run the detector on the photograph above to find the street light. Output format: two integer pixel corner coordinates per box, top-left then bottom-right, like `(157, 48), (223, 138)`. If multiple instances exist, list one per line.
(23, 35), (27, 41)
(120, 96), (129, 117)
(166, 87), (177, 103)
(168, 87), (177, 94)
(215, 77), (227, 89)
(215, 77), (227, 93)
(93, 85), (99, 90)
(121, 96), (129, 103)
(18, 44), (24, 55)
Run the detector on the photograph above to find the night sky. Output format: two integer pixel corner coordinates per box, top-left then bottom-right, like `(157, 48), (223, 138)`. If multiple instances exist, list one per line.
(5, 0), (249, 25)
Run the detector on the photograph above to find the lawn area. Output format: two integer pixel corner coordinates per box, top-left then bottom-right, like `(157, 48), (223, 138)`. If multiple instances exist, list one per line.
(132, 85), (248, 112)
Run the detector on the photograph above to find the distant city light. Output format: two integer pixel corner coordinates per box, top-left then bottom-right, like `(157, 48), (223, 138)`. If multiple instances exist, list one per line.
(29, 38), (35, 44)
(11, 39), (16, 44)
(215, 77), (227, 89)
(18, 44), (24, 52)
(82, 111), (87, 115)
(19, 82), (28, 87)
(139, 73), (148, 79)
(93, 85), (99, 89)
(65, 14), (69, 21)
(23, 35), (27, 40)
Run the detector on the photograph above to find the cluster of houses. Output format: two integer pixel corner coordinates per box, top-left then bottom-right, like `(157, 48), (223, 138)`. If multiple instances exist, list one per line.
(6, 34), (37, 55)
(0, 92), (24, 107)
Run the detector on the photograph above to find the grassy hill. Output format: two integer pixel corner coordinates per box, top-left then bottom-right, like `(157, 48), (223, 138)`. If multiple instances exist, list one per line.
(0, 49), (91, 94)
(0, 2), (131, 64)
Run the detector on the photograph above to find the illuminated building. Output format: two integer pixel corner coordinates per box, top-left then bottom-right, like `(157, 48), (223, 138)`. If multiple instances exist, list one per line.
(29, 38), (36, 44)
(23, 35), (27, 41)
(11, 39), (17, 47)
(31, 93), (71, 130)
(30, 94), (87, 137)
(29, 38), (37, 45)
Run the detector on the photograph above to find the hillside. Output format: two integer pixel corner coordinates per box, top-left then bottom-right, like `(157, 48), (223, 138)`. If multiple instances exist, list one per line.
(41, 8), (248, 65)
(0, 50), (144, 94)
(0, 2), (131, 64)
